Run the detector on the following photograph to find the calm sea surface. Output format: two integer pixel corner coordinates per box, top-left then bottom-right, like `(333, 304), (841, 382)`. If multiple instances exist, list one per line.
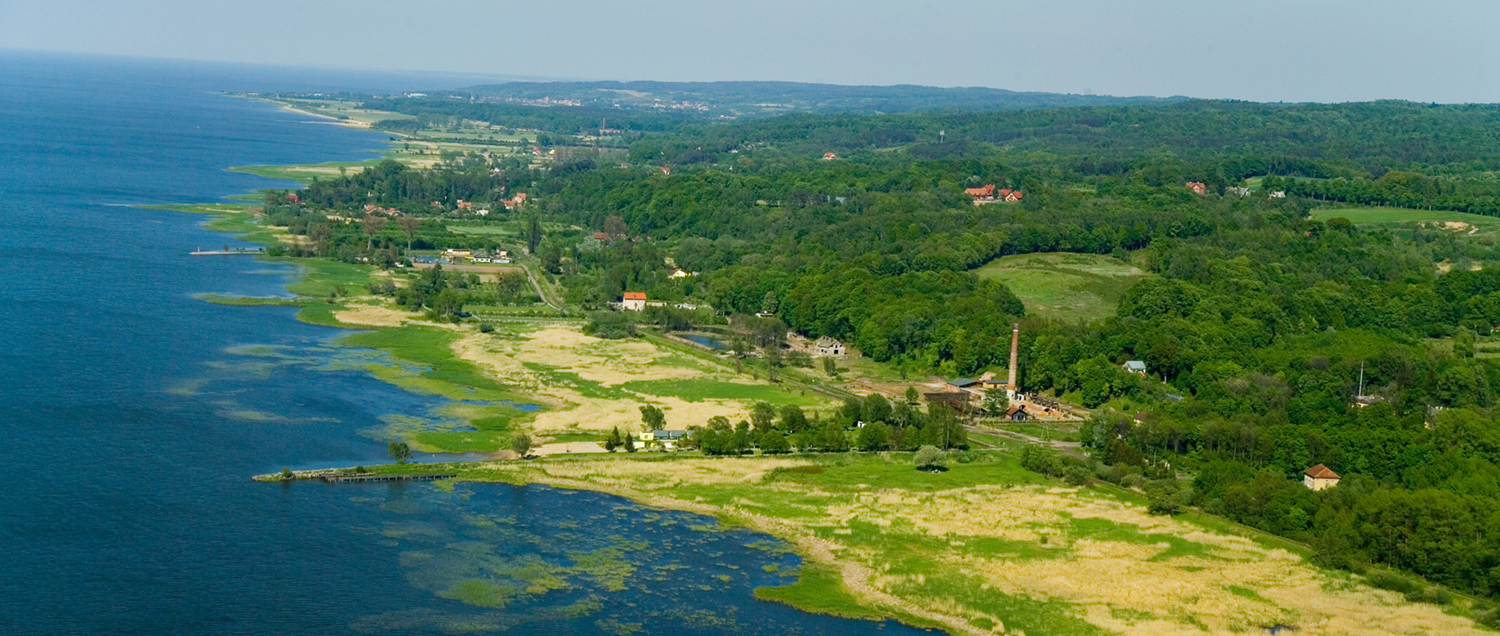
(0, 53), (924, 635)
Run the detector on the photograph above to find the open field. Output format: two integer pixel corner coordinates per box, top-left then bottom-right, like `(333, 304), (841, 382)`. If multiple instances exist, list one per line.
(274, 452), (1494, 636)
(229, 158), (391, 184)
(1311, 206), (1500, 231)
(328, 307), (834, 451)
(975, 252), (1147, 323)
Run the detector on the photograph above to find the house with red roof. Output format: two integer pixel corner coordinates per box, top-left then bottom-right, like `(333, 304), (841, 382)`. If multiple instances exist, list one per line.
(621, 292), (647, 311)
(1186, 182), (1208, 195)
(1304, 464), (1341, 490)
(964, 184), (997, 201)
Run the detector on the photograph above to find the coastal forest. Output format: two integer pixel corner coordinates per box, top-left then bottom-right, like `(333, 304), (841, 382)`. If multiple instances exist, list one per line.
(266, 94), (1500, 608)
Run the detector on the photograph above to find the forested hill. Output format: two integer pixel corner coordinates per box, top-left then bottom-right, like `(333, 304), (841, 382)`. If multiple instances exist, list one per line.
(453, 80), (1183, 117)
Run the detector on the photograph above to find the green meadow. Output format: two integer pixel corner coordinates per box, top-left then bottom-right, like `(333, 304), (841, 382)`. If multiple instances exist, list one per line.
(975, 252), (1147, 322)
(1311, 206), (1500, 229)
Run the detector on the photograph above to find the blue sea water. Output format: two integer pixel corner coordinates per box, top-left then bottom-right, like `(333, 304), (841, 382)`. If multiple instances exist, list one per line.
(0, 53), (927, 635)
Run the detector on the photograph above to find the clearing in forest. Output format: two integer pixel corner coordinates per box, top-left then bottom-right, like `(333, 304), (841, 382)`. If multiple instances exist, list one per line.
(1312, 206), (1500, 232)
(975, 252), (1146, 322)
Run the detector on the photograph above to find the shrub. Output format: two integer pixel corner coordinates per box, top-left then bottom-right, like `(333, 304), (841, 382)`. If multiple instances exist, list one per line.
(1144, 479), (1183, 515)
(914, 445), (946, 470)
(584, 312), (637, 339)
(387, 441), (412, 464)
(478, 321), (494, 333)
(1063, 465), (1092, 486)
(1476, 608), (1500, 629)
(510, 432), (533, 456)
(280, 467), (294, 480)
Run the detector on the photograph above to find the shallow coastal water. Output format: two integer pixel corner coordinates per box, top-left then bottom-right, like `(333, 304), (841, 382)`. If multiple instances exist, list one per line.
(0, 53), (926, 635)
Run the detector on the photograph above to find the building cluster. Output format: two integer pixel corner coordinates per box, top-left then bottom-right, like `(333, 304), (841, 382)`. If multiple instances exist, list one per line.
(615, 292), (706, 312)
(964, 184), (1024, 204)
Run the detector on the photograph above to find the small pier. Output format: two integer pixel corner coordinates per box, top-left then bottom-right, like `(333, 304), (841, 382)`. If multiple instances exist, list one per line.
(191, 249), (264, 256)
(321, 473), (456, 484)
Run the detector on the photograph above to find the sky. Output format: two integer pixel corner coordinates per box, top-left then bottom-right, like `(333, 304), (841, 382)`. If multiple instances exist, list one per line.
(2, 0), (1497, 103)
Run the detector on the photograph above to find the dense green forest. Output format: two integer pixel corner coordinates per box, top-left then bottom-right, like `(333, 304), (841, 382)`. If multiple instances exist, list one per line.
(272, 97), (1500, 608)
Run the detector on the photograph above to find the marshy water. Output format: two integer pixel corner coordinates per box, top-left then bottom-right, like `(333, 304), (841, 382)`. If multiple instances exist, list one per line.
(0, 53), (926, 635)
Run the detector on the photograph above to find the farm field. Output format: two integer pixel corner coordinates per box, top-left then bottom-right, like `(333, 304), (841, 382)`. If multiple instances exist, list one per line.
(975, 252), (1147, 323)
(1311, 206), (1500, 230)
(302, 452), (1495, 636)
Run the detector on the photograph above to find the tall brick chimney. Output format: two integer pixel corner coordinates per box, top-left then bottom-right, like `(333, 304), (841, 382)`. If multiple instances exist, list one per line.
(1007, 323), (1019, 392)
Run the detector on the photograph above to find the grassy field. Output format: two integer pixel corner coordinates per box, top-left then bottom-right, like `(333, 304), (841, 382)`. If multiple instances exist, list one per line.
(1311, 206), (1500, 229)
(264, 452), (1493, 636)
(619, 378), (825, 406)
(975, 252), (1147, 322)
(229, 158), (388, 185)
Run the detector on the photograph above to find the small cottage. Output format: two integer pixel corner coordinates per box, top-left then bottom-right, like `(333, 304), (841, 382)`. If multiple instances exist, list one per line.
(1123, 360), (1148, 375)
(1304, 464), (1341, 490)
(622, 292), (647, 311)
(814, 336), (846, 357)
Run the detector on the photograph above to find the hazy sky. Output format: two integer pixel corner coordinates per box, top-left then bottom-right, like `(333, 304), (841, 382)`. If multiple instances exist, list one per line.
(3, 0), (1497, 103)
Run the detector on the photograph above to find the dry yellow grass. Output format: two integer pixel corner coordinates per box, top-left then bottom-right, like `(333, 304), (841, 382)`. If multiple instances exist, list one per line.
(334, 304), (417, 328)
(512, 326), (705, 386)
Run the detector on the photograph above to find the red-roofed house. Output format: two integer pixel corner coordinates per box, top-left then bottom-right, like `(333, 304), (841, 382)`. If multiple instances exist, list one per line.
(823, 152), (838, 160)
(1186, 182), (1208, 195)
(622, 292), (647, 311)
(1304, 464), (1340, 490)
(965, 184), (996, 201)
(1003, 190), (1024, 202)
(593, 232), (611, 241)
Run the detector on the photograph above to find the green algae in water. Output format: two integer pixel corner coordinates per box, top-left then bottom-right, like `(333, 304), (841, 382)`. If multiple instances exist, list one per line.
(439, 579), (527, 609)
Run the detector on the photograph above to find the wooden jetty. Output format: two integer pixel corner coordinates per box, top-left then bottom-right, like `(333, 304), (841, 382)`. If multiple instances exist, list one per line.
(321, 473), (456, 484)
(191, 249), (264, 256)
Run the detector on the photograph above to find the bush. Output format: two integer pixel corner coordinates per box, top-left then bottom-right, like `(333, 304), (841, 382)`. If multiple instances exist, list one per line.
(1477, 608), (1500, 629)
(914, 445), (946, 470)
(1063, 465), (1092, 486)
(584, 312), (637, 339)
(478, 321), (494, 333)
(1144, 479), (1183, 515)
(510, 432), (533, 456)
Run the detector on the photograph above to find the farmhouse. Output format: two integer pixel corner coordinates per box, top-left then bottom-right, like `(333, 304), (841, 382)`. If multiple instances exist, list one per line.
(814, 336), (846, 357)
(1122, 360), (1148, 375)
(1186, 181), (1208, 195)
(639, 429), (688, 451)
(621, 292), (647, 311)
(443, 248), (473, 261)
(1304, 464), (1341, 490)
(1005, 404), (1030, 421)
(965, 184), (997, 202)
(823, 152), (838, 160)
(999, 189), (1024, 202)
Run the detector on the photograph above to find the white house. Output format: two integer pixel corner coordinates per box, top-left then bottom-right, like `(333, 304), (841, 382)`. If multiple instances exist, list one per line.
(639, 429), (688, 451)
(1123, 360), (1148, 375)
(814, 336), (846, 357)
(1304, 464), (1340, 490)
(622, 292), (647, 311)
